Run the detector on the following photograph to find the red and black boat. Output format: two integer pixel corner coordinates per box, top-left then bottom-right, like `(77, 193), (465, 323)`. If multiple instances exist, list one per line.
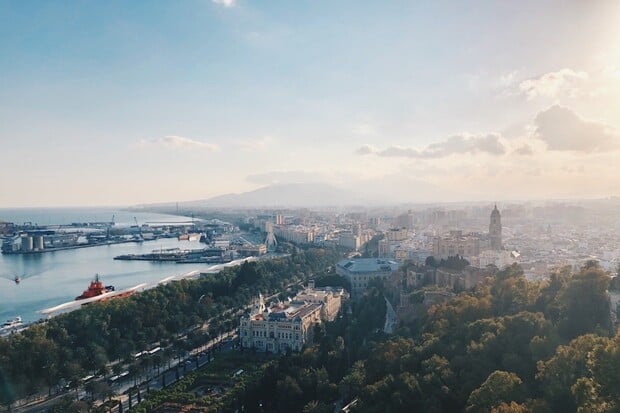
(75, 274), (115, 300)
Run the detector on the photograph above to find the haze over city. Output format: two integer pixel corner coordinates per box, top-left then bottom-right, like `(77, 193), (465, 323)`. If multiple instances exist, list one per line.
(2, 1), (620, 207)
(4, 3), (620, 413)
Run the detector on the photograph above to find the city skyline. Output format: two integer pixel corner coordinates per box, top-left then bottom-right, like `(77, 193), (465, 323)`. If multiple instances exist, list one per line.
(2, 1), (620, 207)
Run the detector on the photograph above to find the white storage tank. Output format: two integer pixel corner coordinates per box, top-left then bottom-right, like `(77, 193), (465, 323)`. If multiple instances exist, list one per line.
(33, 235), (44, 250)
(21, 236), (34, 252)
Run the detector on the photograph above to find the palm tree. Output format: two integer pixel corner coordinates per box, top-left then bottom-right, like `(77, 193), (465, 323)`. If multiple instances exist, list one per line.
(103, 386), (116, 413)
(68, 375), (82, 401)
(163, 347), (174, 370)
(128, 364), (140, 387)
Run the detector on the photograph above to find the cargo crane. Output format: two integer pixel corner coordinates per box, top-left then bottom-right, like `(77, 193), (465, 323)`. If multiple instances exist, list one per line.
(106, 214), (116, 240)
(134, 217), (143, 240)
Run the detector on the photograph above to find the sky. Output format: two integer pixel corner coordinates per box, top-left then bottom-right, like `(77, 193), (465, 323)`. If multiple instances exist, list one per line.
(1, 0), (620, 207)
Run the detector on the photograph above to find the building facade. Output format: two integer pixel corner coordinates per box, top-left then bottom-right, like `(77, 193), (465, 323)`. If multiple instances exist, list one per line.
(336, 258), (400, 298)
(273, 225), (315, 244)
(239, 284), (345, 353)
(293, 281), (347, 321)
(432, 206), (503, 260)
(432, 230), (489, 260)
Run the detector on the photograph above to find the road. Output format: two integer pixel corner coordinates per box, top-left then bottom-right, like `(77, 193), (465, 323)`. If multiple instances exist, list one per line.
(12, 332), (237, 413)
(10, 273), (304, 413)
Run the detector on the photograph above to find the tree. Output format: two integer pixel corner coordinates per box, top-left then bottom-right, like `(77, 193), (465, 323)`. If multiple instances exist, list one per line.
(339, 361), (365, 402)
(302, 400), (332, 413)
(536, 334), (609, 412)
(466, 371), (524, 413)
(557, 263), (612, 340)
(0, 368), (15, 412)
(570, 377), (610, 413)
(425, 256), (438, 268)
(276, 376), (303, 412)
(490, 401), (531, 413)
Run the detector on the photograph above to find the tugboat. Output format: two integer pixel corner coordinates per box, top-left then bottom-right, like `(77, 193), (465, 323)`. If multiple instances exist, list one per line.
(75, 274), (115, 300)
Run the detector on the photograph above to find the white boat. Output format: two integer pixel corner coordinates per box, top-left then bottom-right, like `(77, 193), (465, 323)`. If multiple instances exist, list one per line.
(0, 317), (23, 331)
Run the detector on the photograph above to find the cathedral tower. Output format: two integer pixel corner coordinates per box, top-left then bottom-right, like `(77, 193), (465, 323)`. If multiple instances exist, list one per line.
(489, 204), (502, 250)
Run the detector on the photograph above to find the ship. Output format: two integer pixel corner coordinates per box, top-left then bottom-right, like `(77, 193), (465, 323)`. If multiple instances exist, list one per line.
(75, 274), (115, 300)
(0, 317), (23, 332)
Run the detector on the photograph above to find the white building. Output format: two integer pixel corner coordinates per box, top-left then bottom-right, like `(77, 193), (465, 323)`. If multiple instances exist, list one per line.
(294, 281), (347, 321)
(339, 232), (361, 251)
(469, 250), (518, 269)
(273, 225), (315, 244)
(239, 283), (345, 353)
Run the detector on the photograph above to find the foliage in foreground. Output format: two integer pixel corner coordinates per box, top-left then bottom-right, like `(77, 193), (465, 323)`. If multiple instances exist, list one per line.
(217, 262), (618, 413)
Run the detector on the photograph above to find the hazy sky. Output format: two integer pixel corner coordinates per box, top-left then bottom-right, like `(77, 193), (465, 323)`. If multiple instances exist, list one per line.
(1, 1), (620, 207)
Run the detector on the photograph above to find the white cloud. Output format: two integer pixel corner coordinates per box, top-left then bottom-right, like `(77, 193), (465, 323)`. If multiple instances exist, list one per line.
(465, 70), (520, 98)
(357, 134), (506, 158)
(498, 71), (519, 88)
(356, 144), (377, 155)
(533, 105), (618, 152)
(212, 0), (236, 7)
(513, 144), (534, 156)
(519, 68), (589, 100)
(139, 136), (219, 151)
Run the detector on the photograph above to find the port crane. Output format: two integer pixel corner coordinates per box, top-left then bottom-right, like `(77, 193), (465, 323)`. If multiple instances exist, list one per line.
(106, 214), (116, 239)
(134, 216), (143, 240)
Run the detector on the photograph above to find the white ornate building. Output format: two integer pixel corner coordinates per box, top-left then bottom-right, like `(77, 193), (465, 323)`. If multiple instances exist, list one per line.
(239, 283), (346, 353)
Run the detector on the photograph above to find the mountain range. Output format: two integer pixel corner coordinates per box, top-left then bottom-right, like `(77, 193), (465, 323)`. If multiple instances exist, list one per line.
(185, 183), (372, 208)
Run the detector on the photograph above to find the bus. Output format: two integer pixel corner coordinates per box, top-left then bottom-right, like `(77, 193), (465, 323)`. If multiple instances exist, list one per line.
(81, 374), (95, 383)
(108, 371), (129, 384)
(148, 346), (162, 355)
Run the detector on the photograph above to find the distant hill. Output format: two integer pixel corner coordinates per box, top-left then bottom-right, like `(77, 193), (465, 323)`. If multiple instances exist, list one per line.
(193, 183), (372, 208)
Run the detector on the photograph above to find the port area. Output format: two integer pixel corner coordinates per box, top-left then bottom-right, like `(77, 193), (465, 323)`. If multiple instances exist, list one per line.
(0, 219), (198, 255)
(115, 247), (242, 264)
(2, 237), (146, 255)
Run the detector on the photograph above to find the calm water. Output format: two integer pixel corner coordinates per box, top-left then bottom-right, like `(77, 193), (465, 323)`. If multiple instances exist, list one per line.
(0, 207), (194, 227)
(0, 208), (212, 323)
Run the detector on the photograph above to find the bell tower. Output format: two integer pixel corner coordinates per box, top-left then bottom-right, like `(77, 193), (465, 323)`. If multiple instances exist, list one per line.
(489, 204), (502, 250)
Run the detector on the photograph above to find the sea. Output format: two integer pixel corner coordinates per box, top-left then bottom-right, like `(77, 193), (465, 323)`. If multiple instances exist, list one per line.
(0, 207), (218, 324)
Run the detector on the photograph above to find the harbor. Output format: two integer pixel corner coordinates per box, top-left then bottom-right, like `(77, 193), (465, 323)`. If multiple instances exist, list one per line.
(1, 219), (198, 255)
(0, 208), (273, 326)
(0, 209), (212, 324)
